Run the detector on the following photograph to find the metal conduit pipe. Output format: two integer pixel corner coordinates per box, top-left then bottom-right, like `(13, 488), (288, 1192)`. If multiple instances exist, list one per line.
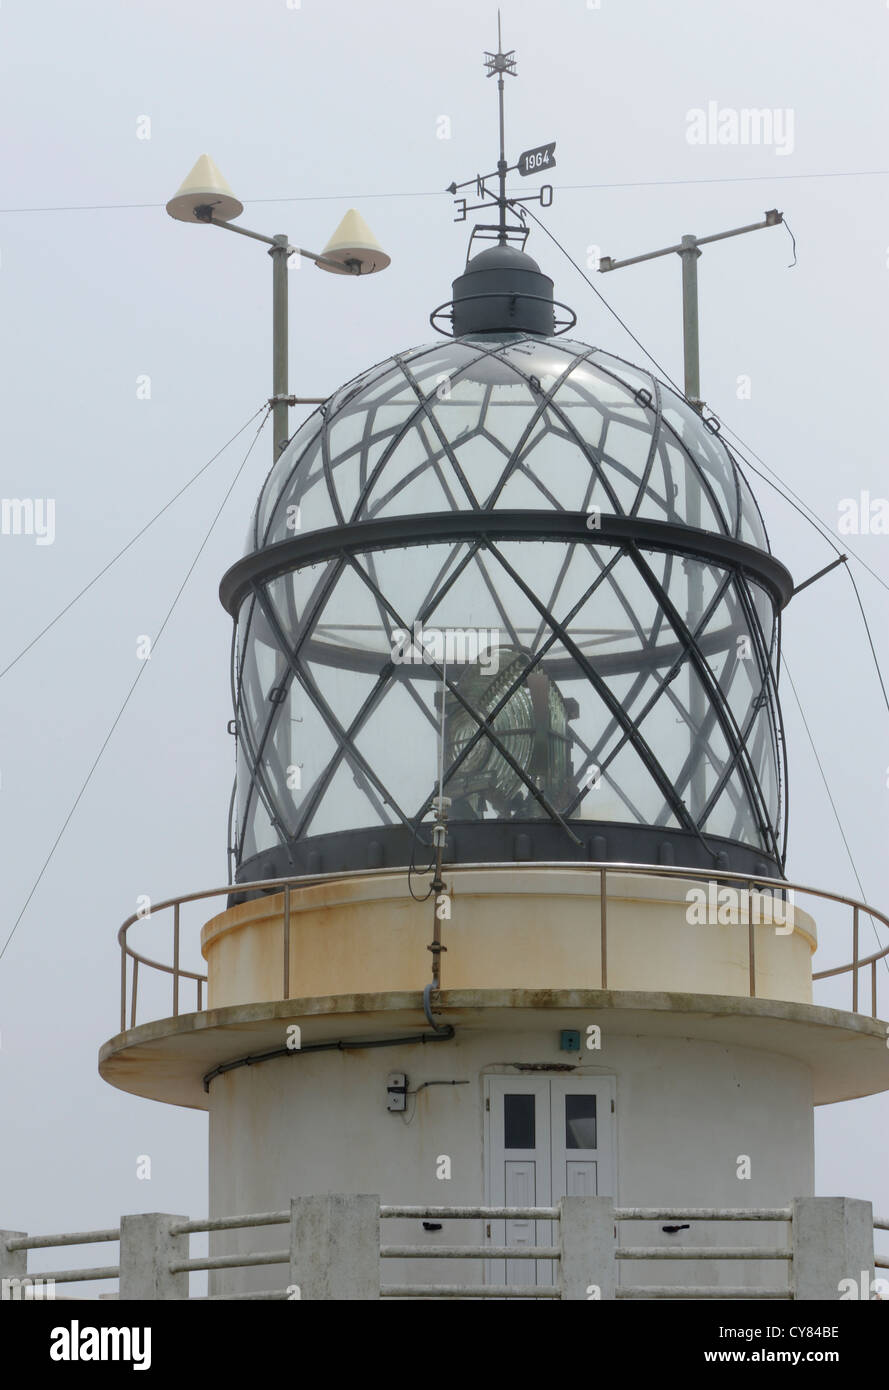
(202, 1019), (456, 1092)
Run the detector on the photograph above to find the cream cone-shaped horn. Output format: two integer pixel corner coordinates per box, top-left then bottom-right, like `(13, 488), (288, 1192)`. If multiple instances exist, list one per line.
(317, 208), (391, 274)
(165, 154), (244, 223)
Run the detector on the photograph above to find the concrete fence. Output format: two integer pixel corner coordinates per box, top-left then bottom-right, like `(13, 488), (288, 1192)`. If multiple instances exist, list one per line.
(1, 1196), (879, 1300)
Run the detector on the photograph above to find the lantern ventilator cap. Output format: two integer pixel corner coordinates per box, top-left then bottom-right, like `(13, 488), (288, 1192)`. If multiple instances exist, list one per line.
(165, 154), (244, 223)
(447, 243), (566, 337)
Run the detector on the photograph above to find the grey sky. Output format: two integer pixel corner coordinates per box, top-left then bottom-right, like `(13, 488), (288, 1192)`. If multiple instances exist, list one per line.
(1, 0), (887, 1281)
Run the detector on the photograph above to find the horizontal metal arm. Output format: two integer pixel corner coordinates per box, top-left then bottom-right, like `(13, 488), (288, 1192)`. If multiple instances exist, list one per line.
(204, 215), (349, 272)
(792, 554), (847, 597)
(599, 211), (783, 272)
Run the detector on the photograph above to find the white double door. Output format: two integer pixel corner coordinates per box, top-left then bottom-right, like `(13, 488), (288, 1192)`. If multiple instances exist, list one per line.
(484, 1075), (615, 1288)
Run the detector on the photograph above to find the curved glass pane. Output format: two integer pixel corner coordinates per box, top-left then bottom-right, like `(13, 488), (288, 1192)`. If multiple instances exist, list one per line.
(234, 333), (784, 871)
(250, 337), (773, 555)
(235, 540), (782, 861)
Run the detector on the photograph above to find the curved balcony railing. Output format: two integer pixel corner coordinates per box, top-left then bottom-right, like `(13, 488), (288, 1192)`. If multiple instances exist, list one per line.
(115, 862), (889, 1033)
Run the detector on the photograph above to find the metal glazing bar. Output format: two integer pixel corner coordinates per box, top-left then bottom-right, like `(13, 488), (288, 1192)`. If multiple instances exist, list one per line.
(335, 554), (580, 844)
(629, 546), (775, 858)
(490, 541), (700, 836)
(407, 549), (625, 833)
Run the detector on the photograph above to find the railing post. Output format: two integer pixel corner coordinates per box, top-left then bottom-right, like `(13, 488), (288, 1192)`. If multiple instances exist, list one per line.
(119, 1213), (190, 1300)
(747, 880), (756, 997)
(1, 1230), (28, 1297)
(120, 944), (127, 1034)
(852, 906), (859, 1012)
(599, 867), (607, 989)
(791, 1197), (873, 1300)
(559, 1196), (615, 1300)
(172, 903), (180, 1018)
(130, 960), (139, 1029)
(872, 959), (878, 1019)
(283, 885), (291, 1001)
(289, 1194), (380, 1299)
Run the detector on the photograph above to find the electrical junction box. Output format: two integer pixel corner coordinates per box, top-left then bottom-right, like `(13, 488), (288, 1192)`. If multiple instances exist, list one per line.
(387, 1072), (408, 1111)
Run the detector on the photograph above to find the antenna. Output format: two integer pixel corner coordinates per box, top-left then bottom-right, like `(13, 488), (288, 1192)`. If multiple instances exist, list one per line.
(429, 659), (450, 995)
(484, 10), (517, 245)
(446, 17), (557, 258)
(437, 656), (447, 807)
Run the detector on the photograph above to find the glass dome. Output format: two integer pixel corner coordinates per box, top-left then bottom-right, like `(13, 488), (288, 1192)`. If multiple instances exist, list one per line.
(221, 333), (791, 884)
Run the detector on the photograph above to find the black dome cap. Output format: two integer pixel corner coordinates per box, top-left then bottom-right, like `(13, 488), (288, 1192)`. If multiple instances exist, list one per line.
(451, 244), (556, 336)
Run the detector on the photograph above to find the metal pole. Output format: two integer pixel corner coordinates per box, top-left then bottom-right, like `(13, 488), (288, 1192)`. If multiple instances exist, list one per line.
(131, 959), (139, 1029)
(172, 902), (180, 1018)
(852, 905), (859, 1012)
(598, 212), (782, 410)
(600, 217), (786, 827)
(270, 234), (290, 462)
(600, 867), (607, 989)
(679, 236), (706, 816)
(679, 235), (702, 407)
(119, 939), (126, 1039)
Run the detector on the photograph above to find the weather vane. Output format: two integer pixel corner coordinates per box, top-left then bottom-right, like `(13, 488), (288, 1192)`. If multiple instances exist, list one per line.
(446, 12), (557, 255)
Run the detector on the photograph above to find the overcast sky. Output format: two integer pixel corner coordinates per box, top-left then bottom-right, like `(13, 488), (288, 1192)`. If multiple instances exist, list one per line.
(1, 0), (888, 1287)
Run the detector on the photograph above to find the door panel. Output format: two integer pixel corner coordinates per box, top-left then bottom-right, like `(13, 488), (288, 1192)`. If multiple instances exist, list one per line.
(504, 1160), (537, 1286)
(565, 1160), (598, 1196)
(550, 1077), (615, 1202)
(486, 1079), (552, 1288)
(485, 1074), (615, 1289)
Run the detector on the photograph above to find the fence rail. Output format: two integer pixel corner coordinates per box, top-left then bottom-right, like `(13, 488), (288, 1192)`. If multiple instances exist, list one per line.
(2, 1197), (883, 1301)
(116, 862), (889, 1033)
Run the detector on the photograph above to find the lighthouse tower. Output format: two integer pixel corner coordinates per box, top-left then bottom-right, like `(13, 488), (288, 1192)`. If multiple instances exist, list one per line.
(99, 38), (889, 1301)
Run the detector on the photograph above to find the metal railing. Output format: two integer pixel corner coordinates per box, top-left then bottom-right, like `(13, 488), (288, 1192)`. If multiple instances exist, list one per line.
(614, 1207), (792, 1300)
(380, 1204), (562, 1299)
(116, 862), (889, 1033)
(7, 1200), (883, 1300)
(875, 1215), (889, 1270)
(378, 1204), (796, 1299)
(2, 1225), (121, 1297)
(168, 1211), (291, 1301)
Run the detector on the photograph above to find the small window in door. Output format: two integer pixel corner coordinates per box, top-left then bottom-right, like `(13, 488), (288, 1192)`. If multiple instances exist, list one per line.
(565, 1094), (597, 1149)
(504, 1094), (536, 1149)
